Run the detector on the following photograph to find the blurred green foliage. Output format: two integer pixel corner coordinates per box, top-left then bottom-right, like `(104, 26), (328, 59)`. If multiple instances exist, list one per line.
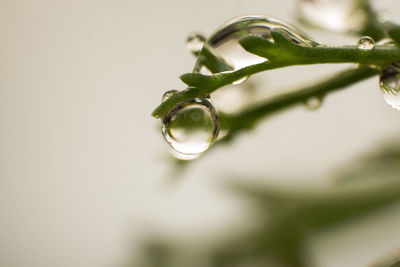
(133, 141), (400, 267)
(146, 1), (400, 266)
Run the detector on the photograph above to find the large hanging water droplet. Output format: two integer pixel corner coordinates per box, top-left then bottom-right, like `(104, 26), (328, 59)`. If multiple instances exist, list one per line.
(379, 64), (400, 110)
(162, 90), (178, 102)
(162, 98), (219, 159)
(194, 15), (316, 75)
(357, 36), (375, 51)
(193, 15), (316, 113)
(186, 33), (206, 55)
(297, 0), (366, 33)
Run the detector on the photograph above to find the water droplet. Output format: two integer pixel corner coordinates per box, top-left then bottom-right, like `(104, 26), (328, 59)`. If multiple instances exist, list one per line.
(162, 98), (219, 158)
(304, 96), (323, 110)
(357, 36), (375, 51)
(379, 64), (400, 110)
(232, 76), (248, 85)
(297, 0), (366, 33)
(162, 90), (178, 102)
(194, 15), (316, 75)
(186, 33), (206, 54)
(192, 15), (316, 113)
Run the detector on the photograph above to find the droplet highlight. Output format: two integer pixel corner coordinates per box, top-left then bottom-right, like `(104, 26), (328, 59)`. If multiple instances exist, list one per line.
(186, 33), (206, 55)
(162, 90), (178, 102)
(357, 36), (375, 51)
(304, 96), (323, 110)
(379, 64), (400, 110)
(162, 98), (219, 158)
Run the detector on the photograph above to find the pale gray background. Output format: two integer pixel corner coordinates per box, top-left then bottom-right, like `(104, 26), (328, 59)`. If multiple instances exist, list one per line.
(1, 1), (400, 267)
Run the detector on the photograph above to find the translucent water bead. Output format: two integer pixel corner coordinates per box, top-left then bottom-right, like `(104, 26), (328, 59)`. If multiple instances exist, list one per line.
(379, 64), (400, 110)
(161, 90), (178, 102)
(297, 0), (366, 33)
(186, 33), (206, 55)
(192, 15), (317, 113)
(304, 96), (323, 110)
(193, 15), (316, 75)
(162, 98), (219, 159)
(357, 36), (375, 51)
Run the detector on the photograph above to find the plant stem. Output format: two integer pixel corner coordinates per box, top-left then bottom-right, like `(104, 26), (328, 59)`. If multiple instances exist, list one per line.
(219, 66), (379, 141)
(152, 41), (398, 118)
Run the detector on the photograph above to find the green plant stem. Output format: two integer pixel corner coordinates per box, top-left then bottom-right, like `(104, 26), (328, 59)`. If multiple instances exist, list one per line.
(152, 33), (400, 118)
(219, 66), (379, 141)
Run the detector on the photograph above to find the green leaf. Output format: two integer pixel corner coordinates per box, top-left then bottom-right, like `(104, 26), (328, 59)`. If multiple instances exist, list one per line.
(179, 72), (215, 89)
(239, 30), (302, 61)
(388, 26), (400, 48)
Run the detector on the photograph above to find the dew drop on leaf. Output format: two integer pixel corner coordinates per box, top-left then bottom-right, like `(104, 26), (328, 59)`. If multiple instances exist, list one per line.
(379, 64), (400, 110)
(303, 96), (323, 110)
(193, 15), (315, 75)
(357, 36), (375, 51)
(162, 98), (219, 159)
(192, 15), (316, 113)
(161, 90), (178, 102)
(186, 33), (206, 54)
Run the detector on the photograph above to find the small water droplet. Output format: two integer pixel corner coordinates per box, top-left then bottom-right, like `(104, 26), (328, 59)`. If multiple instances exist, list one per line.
(357, 36), (375, 51)
(186, 33), (206, 54)
(379, 64), (400, 110)
(232, 76), (248, 85)
(304, 96), (323, 110)
(162, 98), (219, 158)
(162, 90), (178, 102)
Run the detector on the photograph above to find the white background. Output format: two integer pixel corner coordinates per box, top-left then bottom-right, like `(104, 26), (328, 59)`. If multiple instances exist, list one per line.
(1, 1), (400, 267)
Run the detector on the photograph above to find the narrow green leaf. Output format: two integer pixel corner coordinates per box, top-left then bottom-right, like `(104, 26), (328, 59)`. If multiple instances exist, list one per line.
(180, 72), (214, 88)
(388, 26), (400, 48)
(239, 35), (276, 59)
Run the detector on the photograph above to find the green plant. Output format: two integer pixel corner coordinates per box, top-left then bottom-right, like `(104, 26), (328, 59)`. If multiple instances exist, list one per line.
(152, 0), (400, 158)
(144, 1), (400, 267)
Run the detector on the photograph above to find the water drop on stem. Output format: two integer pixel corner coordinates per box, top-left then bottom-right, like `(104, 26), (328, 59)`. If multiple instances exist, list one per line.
(303, 96), (323, 110)
(357, 36), (375, 51)
(192, 15), (317, 113)
(162, 90), (178, 102)
(379, 64), (400, 110)
(186, 33), (206, 55)
(162, 98), (219, 159)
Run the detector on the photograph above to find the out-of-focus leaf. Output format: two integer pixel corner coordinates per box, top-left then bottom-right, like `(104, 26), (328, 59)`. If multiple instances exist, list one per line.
(134, 140), (400, 267)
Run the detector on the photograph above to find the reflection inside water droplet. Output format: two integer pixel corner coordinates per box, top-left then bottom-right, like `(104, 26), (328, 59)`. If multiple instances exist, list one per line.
(357, 36), (375, 51)
(186, 33), (206, 55)
(379, 64), (400, 110)
(162, 90), (178, 102)
(162, 98), (219, 158)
